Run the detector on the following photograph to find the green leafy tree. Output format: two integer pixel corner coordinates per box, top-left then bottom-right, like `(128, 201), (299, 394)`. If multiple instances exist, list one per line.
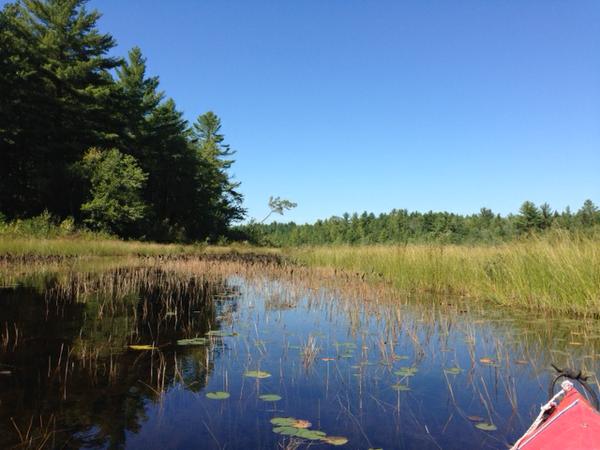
(80, 148), (147, 235)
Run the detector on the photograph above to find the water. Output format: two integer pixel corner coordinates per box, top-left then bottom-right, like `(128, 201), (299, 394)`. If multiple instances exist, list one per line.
(0, 260), (598, 449)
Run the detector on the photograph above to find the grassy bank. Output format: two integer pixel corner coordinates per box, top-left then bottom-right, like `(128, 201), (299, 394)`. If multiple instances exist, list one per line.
(0, 213), (277, 257)
(0, 234), (203, 257)
(289, 232), (600, 315)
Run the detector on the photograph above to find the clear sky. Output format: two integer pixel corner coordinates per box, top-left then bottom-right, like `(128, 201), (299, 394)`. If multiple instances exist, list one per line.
(12, 0), (600, 223)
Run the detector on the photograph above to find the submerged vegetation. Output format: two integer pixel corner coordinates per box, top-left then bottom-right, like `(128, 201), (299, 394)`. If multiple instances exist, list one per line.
(0, 256), (599, 448)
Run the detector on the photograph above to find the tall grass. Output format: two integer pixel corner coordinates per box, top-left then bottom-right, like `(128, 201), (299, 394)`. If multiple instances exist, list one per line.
(289, 231), (600, 315)
(0, 211), (272, 257)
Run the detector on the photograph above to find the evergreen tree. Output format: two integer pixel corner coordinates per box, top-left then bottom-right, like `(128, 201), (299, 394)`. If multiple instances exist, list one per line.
(0, 0), (122, 218)
(516, 201), (542, 234)
(539, 202), (554, 230)
(144, 99), (200, 240)
(192, 112), (245, 238)
(1, 0), (247, 241)
(577, 199), (599, 227)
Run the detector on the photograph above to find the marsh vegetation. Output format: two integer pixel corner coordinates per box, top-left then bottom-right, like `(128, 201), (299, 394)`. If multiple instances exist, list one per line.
(291, 232), (600, 315)
(1, 256), (599, 449)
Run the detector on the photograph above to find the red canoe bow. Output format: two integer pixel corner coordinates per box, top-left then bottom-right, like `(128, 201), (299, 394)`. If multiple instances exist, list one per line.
(512, 381), (600, 449)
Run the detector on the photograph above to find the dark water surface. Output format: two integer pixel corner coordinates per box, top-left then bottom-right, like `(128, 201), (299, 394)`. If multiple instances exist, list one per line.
(0, 261), (598, 449)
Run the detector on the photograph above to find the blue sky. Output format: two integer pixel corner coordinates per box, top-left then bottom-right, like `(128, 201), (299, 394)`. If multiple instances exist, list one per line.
(10, 0), (600, 223)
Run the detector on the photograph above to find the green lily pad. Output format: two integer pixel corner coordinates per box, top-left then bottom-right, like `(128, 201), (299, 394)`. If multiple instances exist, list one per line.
(296, 429), (327, 440)
(394, 367), (418, 377)
(244, 370), (271, 379)
(322, 435), (348, 445)
(270, 417), (297, 427)
(444, 367), (462, 375)
(206, 330), (236, 337)
(475, 422), (497, 431)
(206, 391), (230, 400)
(391, 383), (411, 391)
(259, 394), (282, 402)
(177, 337), (209, 346)
(273, 426), (299, 436)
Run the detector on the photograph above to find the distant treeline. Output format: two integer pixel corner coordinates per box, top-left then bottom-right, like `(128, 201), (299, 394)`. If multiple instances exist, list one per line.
(237, 200), (600, 246)
(0, 0), (243, 241)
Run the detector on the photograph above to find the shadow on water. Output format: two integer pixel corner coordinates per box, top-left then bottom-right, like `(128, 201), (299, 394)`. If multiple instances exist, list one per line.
(0, 258), (598, 449)
(0, 265), (236, 449)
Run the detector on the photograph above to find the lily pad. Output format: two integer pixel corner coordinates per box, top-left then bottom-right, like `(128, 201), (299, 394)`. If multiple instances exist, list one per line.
(467, 415), (484, 422)
(206, 330), (236, 337)
(206, 391), (230, 400)
(273, 426), (299, 436)
(129, 345), (156, 351)
(244, 370), (271, 379)
(479, 357), (496, 365)
(444, 367), (462, 375)
(271, 417), (297, 427)
(322, 436), (348, 445)
(296, 429), (326, 440)
(391, 383), (411, 391)
(259, 394), (282, 402)
(475, 422), (497, 431)
(292, 419), (312, 429)
(177, 338), (209, 346)
(394, 367), (418, 377)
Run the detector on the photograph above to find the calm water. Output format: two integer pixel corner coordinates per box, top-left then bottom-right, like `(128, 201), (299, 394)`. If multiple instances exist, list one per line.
(0, 261), (598, 449)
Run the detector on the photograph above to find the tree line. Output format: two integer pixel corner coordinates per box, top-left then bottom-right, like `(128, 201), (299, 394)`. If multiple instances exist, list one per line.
(237, 200), (600, 246)
(0, 0), (244, 241)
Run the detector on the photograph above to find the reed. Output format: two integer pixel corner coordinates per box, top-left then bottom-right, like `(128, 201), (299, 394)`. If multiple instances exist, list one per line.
(0, 233), (279, 258)
(288, 231), (600, 315)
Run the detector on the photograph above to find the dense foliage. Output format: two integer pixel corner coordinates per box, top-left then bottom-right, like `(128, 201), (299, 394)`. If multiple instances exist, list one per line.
(239, 200), (600, 246)
(0, 0), (244, 241)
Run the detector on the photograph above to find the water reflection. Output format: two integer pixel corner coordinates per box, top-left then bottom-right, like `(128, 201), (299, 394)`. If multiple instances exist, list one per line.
(0, 267), (235, 449)
(0, 260), (598, 449)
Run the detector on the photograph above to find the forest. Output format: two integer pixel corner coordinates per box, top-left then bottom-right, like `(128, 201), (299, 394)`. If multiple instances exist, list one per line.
(0, 0), (244, 242)
(239, 200), (600, 246)
(2, 1), (598, 248)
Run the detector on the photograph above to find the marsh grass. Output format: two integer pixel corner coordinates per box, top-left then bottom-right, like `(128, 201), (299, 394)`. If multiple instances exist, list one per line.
(0, 233), (279, 258)
(2, 255), (600, 448)
(289, 231), (600, 315)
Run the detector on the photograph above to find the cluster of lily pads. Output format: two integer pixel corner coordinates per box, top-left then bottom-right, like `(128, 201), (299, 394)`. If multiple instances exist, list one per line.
(270, 417), (348, 446)
(129, 329), (238, 351)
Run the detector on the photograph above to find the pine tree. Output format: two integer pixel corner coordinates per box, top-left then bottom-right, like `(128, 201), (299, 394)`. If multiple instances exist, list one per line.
(577, 199), (599, 227)
(192, 112), (245, 238)
(0, 0), (122, 218)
